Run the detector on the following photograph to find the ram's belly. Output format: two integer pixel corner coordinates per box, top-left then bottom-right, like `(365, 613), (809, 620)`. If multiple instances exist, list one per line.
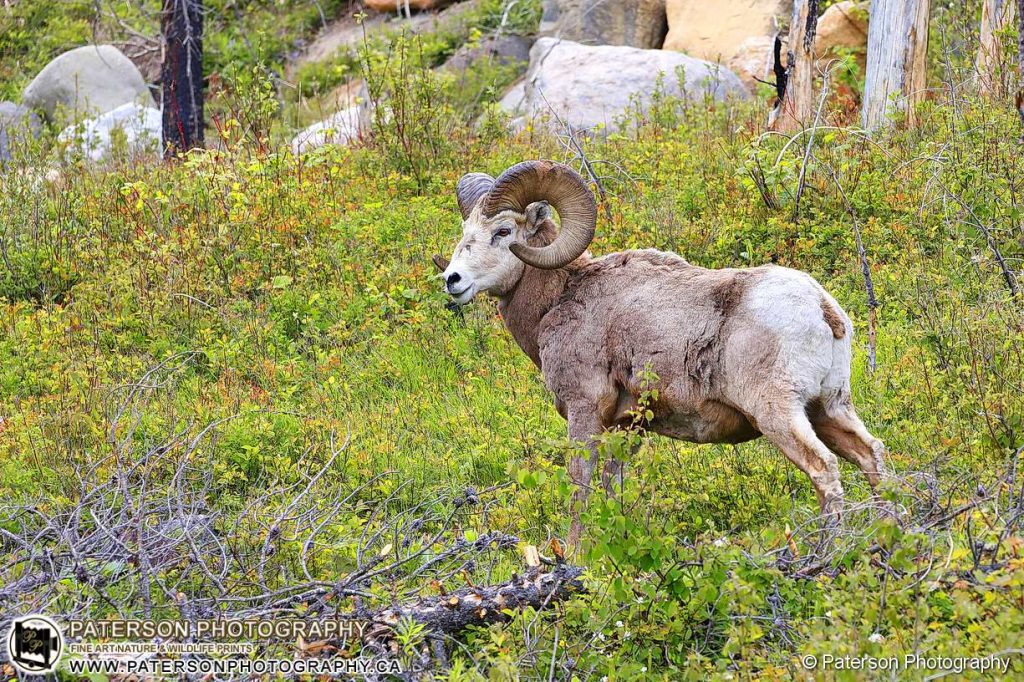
(649, 401), (760, 444)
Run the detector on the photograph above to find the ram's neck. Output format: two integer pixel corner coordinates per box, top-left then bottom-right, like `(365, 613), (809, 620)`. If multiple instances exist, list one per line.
(498, 264), (574, 368)
(496, 220), (588, 368)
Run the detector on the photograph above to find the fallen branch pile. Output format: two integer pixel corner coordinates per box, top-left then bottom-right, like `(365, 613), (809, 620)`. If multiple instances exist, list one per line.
(0, 357), (584, 676)
(0, 429), (583, 672)
(771, 447), (1024, 582)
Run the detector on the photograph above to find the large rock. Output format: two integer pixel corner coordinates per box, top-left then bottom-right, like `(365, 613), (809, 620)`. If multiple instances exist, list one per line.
(814, 1), (868, 57)
(506, 38), (747, 132)
(709, 2), (867, 91)
(23, 45), (155, 120)
(0, 102), (41, 163)
(291, 80), (373, 154)
(291, 80), (371, 154)
(727, 36), (775, 91)
(540, 0), (668, 49)
(291, 105), (370, 154)
(498, 80), (527, 115)
(365, 0), (453, 10)
(294, 0), (483, 71)
(663, 0), (788, 63)
(441, 34), (533, 72)
(59, 102), (161, 162)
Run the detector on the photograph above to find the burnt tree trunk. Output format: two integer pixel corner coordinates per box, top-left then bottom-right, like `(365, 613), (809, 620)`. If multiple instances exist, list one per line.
(162, 0), (204, 156)
(977, 0), (1016, 97)
(862, 0), (930, 129)
(773, 0), (819, 132)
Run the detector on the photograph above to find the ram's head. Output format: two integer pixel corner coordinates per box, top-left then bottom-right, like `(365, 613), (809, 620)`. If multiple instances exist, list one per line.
(433, 160), (597, 305)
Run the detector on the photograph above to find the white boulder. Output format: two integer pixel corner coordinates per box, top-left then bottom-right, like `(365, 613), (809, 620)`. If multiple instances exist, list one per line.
(290, 82), (374, 154)
(24, 45), (155, 120)
(498, 80), (527, 116)
(290, 104), (371, 154)
(506, 38), (747, 132)
(59, 103), (161, 162)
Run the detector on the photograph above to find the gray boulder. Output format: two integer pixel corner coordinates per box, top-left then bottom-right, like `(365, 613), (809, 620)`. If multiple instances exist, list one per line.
(291, 104), (370, 154)
(291, 81), (372, 154)
(441, 35), (533, 72)
(498, 80), (527, 115)
(24, 45), (155, 120)
(540, 0), (668, 49)
(0, 102), (41, 163)
(59, 102), (161, 162)
(506, 38), (747, 132)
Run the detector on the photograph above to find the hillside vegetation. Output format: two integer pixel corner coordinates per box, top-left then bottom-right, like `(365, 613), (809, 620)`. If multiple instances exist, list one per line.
(3, 2), (1024, 680)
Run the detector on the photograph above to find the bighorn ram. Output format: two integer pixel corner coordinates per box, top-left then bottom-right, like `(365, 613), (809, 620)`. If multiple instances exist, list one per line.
(434, 160), (887, 542)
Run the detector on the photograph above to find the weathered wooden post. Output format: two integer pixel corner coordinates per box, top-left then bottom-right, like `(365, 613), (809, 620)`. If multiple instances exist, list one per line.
(162, 0), (204, 156)
(861, 0), (930, 129)
(773, 0), (819, 132)
(977, 0), (1016, 97)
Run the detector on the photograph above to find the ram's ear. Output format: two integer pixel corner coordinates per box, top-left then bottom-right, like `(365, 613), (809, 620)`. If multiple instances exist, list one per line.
(524, 201), (551, 235)
(432, 254), (450, 272)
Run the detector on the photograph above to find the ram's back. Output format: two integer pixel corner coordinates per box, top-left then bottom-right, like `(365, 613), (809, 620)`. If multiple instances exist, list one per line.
(538, 250), (852, 410)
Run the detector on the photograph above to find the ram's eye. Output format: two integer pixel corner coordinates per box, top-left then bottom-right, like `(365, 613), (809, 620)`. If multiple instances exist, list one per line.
(495, 228), (511, 238)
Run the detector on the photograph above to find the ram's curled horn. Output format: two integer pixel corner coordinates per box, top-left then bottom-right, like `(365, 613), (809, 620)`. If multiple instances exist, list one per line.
(456, 172), (496, 219)
(432, 254), (450, 272)
(483, 160), (597, 270)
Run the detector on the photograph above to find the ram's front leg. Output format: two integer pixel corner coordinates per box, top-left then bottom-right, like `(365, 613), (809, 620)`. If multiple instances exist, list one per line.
(566, 408), (604, 548)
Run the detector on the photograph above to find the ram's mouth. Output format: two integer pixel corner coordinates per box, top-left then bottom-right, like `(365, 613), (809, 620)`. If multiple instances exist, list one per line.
(449, 284), (476, 306)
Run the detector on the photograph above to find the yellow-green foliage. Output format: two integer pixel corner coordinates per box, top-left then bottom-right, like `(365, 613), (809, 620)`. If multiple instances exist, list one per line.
(3, 82), (1024, 678)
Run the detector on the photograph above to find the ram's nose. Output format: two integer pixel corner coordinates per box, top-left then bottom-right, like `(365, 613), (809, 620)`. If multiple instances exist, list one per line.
(445, 272), (464, 294)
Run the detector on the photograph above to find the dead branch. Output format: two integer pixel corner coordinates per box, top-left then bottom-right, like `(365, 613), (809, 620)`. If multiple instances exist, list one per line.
(824, 160), (880, 372)
(362, 563), (584, 645)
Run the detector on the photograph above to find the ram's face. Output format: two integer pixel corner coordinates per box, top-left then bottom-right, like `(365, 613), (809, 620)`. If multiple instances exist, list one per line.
(440, 202), (550, 305)
(432, 161), (597, 304)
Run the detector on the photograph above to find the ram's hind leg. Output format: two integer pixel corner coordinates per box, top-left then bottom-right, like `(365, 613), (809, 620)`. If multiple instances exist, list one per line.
(753, 406), (845, 518)
(811, 404), (888, 488)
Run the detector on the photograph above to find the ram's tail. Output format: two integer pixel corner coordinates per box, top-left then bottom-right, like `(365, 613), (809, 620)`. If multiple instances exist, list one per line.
(820, 295), (848, 340)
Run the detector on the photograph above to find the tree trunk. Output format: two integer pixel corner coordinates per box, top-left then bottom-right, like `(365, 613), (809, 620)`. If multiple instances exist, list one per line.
(977, 0), (1016, 97)
(772, 0), (819, 132)
(861, 0), (930, 129)
(161, 0), (204, 156)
